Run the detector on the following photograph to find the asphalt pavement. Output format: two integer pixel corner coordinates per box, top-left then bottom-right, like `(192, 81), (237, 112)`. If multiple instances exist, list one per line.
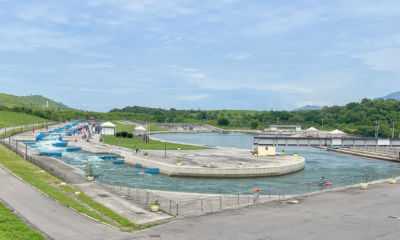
(131, 181), (400, 240)
(0, 166), (131, 240)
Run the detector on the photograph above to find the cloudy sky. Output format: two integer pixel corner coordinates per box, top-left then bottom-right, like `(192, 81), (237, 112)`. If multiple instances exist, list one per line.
(1, 0), (400, 112)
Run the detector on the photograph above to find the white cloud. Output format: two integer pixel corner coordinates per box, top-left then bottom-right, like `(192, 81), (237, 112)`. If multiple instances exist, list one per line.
(65, 63), (115, 69)
(351, 47), (400, 75)
(161, 64), (202, 72)
(187, 73), (206, 78)
(82, 102), (86, 106)
(177, 94), (210, 101)
(223, 52), (254, 60)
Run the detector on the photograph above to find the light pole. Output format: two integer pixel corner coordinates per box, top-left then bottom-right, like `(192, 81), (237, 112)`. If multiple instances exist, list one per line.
(276, 117), (279, 137)
(164, 141), (166, 158)
(322, 119), (324, 130)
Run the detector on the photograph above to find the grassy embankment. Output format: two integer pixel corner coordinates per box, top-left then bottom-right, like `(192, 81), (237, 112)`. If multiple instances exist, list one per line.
(0, 144), (136, 229)
(0, 111), (47, 129)
(105, 122), (211, 150)
(0, 93), (71, 110)
(149, 124), (168, 131)
(0, 111), (60, 140)
(0, 202), (45, 240)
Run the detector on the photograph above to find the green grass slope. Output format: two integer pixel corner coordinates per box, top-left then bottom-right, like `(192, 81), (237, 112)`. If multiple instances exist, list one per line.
(0, 93), (72, 110)
(0, 202), (45, 240)
(0, 111), (47, 129)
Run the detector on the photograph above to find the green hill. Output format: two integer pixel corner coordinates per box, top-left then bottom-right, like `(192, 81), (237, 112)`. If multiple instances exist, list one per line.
(0, 93), (72, 110)
(0, 111), (47, 129)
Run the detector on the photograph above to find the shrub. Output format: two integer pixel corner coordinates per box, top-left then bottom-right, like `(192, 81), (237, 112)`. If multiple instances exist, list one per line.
(250, 119), (259, 129)
(127, 133), (133, 138)
(115, 132), (121, 137)
(121, 131), (128, 137)
(217, 117), (230, 126)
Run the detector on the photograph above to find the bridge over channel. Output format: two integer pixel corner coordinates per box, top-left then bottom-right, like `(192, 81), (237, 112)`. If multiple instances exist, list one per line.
(253, 137), (400, 148)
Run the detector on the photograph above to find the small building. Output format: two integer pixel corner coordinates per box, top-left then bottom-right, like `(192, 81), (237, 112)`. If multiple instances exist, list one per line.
(328, 129), (347, 138)
(257, 146), (276, 156)
(306, 127), (319, 136)
(100, 122), (116, 135)
(267, 125), (302, 132)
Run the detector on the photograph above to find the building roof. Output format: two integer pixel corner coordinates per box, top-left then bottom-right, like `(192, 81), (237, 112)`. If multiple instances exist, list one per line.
(100, 121), (116, 128)
(329, 129), (346, 134)
(135, 126), (147, 131)
(306, 127), (319, 131)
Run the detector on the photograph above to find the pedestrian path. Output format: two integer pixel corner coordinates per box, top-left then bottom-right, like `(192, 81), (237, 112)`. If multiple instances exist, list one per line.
(0, 166), (131, 240)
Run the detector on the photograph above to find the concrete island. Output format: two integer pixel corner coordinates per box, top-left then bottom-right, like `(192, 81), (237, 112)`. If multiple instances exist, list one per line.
(65, 139), (305, 178)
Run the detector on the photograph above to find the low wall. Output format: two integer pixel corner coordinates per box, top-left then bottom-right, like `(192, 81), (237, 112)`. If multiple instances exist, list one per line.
(169, 158), (305, 178)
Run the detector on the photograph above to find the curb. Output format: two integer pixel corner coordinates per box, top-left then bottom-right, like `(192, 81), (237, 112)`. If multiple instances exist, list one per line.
(0, 162), (120, 231)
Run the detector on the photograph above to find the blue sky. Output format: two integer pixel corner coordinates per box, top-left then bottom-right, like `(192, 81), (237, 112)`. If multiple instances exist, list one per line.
(1, 0), (400, 112)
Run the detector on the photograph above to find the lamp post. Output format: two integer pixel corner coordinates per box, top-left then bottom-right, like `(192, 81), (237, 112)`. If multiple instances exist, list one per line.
(322, 119), (324, 130)
(164, 141), (166, 158)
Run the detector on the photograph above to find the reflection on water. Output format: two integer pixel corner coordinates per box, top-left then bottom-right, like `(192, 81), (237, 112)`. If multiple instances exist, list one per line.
(35, 132), (399, 194)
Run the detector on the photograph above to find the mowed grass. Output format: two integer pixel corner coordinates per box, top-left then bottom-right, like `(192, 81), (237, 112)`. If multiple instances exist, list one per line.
(0, 202), (45, 240)
(0, 111), (47, 129)
(104, 135), (210, 150)
(149, 124), (168, 131)
(111, 122), (135, 133)
(105, 122), (210, 150)
(0, 145), (134, 228)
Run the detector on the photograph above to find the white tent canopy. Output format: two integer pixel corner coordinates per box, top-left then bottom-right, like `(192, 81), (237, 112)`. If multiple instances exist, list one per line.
(134, 126), (147, 131)
(306, 127), (319, 131)
(100, 121), (116, 135)
(101, 122), (116, 128)
(329, 129), (345, 134)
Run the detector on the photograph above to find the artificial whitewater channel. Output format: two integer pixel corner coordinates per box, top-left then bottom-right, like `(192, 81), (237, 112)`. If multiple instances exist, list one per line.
(34, 127), (399, 195)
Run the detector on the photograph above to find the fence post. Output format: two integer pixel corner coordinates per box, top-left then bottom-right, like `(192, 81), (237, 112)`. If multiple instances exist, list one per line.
(237, 194), (240, 205)
(176, 203), (179, 216)
(201, 199), (204, 212)
(169, 200), (171, 213)
(220, 196), (222, 209)
(330, 179), (333, 191)
(128, 185), (130, 196)
(146, 192), (149, 204)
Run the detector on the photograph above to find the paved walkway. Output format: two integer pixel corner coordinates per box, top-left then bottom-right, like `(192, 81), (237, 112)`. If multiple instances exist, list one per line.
(0, 166), (131, 240)
(131, 181), (400, 240)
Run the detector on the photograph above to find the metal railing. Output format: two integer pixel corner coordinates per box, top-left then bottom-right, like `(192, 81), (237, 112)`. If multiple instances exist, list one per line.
(350, 146), (400, 156)
(174, 171), (399, 216)
(96, 173), (178, 215)
(0, 137), (85, 184)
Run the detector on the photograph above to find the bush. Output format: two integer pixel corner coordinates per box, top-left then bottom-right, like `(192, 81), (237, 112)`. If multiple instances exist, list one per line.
(121, 131), (128, 137)
(115, 132), (121, 137)
(127, 133), (133, 138)
(250, 119), (259, 129)
(217, 117), (230, 126)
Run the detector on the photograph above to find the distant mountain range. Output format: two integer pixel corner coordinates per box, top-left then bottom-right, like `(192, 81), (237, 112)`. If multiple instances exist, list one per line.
(374, 91), (400, 101)
(0, 93), (72, 110)
(292, 105), (322, 111)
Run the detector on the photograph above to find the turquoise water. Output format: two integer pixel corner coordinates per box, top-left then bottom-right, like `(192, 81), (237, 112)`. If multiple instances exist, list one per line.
(34, 131), (399, 194)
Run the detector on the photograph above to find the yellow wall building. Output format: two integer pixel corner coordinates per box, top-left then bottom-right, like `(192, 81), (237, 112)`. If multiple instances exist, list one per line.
(257, 146), (276, 156)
